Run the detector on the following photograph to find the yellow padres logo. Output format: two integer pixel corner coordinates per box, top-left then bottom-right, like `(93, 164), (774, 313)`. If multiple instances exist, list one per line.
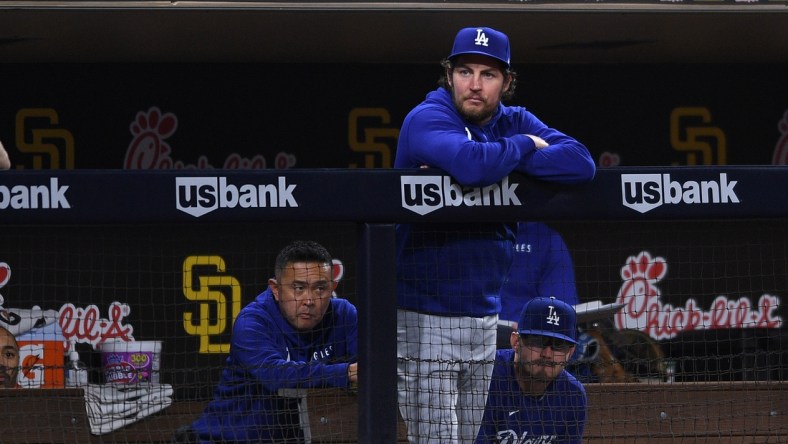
(182, 255), (242, 353)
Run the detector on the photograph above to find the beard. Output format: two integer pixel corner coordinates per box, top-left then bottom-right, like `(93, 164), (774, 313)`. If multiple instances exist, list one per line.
(0, 369), (17, 388)
(451, 89), (499, 125)
(516, 358), (565, 382)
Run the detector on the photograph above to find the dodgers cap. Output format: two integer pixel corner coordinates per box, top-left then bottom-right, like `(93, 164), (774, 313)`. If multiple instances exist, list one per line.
(517, 296), (578, 344)
(448, 27), (511, 69)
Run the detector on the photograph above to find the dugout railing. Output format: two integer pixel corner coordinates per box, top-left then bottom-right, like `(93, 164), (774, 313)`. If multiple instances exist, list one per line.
(0, 166), (786, 443)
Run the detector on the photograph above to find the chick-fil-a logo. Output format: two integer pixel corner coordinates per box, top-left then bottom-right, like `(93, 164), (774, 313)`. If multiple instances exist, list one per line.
(123, 106), (297, 170)
(58, 301), (135, 348)
(615, 251), (782, 340)
(124, 106), (181, 169)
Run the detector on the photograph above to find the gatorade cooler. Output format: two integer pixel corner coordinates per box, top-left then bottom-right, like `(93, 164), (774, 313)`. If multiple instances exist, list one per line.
(16, 323), (66, 389)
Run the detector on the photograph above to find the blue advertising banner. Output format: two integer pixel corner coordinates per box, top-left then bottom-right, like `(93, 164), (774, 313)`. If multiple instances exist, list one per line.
(0, 167), (787, 224)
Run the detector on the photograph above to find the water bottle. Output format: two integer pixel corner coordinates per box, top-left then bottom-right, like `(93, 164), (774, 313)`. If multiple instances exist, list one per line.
(65, 350), (88, 387)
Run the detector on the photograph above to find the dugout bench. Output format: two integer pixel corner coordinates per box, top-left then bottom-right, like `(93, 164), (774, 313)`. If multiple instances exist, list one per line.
(1, 382), (786, 443)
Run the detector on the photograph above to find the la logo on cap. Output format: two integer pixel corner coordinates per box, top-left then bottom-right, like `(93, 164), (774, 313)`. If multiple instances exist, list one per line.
(473, 29), (489, 47)
(546, 305), (560, 326)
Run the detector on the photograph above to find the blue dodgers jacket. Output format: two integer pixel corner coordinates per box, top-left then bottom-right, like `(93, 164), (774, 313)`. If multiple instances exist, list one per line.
(476, 349), (587, 444)
(191, 288), (358, 443)
(395, 87), (594, 317)
(499, 222), (579, 324)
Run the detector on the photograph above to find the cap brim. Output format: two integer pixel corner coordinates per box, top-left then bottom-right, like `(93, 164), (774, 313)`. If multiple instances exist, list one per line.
(448, 51), (509, 68)
(516, 329), (578, 345)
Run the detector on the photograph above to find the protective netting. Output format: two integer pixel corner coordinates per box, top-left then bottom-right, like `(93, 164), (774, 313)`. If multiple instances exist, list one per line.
(0, 219), (785, 443)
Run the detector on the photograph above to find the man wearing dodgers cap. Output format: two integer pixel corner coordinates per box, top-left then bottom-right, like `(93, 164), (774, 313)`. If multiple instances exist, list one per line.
(395, 26), (594, 444)
(476, 297), (587, 443)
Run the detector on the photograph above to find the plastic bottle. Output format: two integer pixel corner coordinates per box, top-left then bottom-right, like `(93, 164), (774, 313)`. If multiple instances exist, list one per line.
(65, 350), (89, 388)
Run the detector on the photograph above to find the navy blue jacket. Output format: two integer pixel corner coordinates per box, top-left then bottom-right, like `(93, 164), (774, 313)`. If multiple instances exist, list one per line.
(396, 88), (594, 317)
(499, 222), (579, 324)
(476, 349), (587, 444)
(191, 289), (357, 443)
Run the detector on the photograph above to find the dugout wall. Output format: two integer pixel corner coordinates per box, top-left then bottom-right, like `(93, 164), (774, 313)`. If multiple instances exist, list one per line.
(0, 167), (786, 442)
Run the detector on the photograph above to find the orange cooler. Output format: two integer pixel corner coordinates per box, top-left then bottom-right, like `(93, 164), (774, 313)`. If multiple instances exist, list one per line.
(16, 324), (66, 389)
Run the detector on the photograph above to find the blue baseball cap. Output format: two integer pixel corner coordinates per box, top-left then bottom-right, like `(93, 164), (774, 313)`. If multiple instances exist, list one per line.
(517, 297), (578, 344)
(448, 27), (511, 69)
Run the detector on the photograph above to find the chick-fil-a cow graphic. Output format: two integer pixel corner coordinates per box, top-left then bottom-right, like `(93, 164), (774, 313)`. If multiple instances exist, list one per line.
(614, 251), (782, 340)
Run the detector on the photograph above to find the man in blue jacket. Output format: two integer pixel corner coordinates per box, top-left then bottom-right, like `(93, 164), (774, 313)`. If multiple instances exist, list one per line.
(497, 222), (579, 348)
(179, 240), (358, 443)
(476, 297), (587, 444)
(395, 26), (594, 443)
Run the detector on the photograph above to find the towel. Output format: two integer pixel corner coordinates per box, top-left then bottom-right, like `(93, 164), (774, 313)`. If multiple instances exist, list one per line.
(83, 383), (173, 435)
